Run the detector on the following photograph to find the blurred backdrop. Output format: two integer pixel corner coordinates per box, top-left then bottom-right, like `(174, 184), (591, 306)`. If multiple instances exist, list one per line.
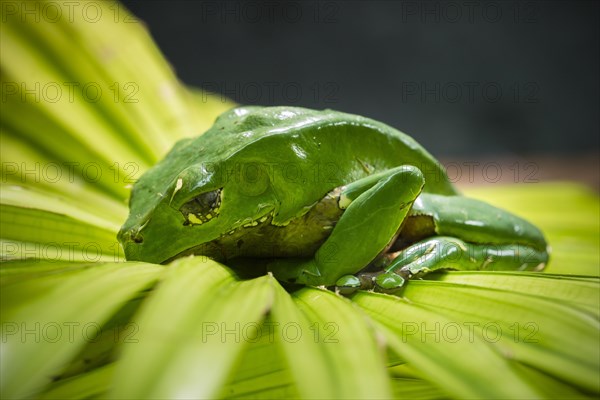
(122, 0), (599, 185)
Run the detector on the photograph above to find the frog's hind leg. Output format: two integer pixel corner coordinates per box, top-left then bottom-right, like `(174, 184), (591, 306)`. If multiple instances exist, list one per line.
(268, 165), (425, 288)
(405, 193), (550, 259)
(388, 193), (550, 280)
(386, 236), (549, 280)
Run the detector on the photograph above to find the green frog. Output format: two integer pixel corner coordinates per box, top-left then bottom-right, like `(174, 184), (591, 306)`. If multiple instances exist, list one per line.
(118, 106), (549, 294)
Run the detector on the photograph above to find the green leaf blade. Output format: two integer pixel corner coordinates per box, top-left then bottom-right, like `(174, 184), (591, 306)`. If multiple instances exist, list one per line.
(354, 291), (543, 399)
(111, 258), (274, 399)
(401, 279), (600, 392)
(0, 261), (163, 399)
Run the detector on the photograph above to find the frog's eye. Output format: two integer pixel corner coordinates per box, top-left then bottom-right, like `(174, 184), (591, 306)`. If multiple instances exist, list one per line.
(179, 189), (222, 226)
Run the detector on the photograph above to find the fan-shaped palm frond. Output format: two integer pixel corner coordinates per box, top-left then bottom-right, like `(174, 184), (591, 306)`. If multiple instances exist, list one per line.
(1, 1), (598, 399)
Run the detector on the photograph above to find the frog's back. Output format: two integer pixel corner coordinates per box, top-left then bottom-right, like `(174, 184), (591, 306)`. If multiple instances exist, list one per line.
(207, 106), (451, 183)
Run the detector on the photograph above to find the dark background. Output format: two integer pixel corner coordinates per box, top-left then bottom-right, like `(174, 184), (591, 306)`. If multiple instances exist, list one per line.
(122, 0), (599, 158)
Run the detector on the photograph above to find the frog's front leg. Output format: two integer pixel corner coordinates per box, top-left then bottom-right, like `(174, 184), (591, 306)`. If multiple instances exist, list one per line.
(268, 165), (425, 289)
(387, 194), (550, 279)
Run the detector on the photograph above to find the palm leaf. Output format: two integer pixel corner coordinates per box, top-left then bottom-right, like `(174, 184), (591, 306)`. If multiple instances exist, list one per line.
(1, 1), (598, 399)
(0, 261), (163, 398)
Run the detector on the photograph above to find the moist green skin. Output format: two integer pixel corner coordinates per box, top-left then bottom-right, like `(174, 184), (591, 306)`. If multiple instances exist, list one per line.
(118, 106), (549, 291)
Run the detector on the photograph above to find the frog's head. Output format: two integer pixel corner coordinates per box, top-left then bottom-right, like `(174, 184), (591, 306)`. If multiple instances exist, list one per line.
(119, 158), (220, 263)
(118, 106), (326, 264)
(118, 156), (284, 264)
(118, 106), (279, 264)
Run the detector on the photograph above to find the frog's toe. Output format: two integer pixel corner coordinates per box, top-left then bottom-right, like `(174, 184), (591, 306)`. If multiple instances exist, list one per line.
(374, 272), (405, 294)
(335, 275), (361, 295)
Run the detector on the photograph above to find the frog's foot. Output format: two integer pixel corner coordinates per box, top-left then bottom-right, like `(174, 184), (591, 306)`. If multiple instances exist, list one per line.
(335, 271), (405, 295)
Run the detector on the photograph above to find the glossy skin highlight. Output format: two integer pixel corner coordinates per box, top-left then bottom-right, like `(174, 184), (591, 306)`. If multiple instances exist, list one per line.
(118, 106), (549, 293)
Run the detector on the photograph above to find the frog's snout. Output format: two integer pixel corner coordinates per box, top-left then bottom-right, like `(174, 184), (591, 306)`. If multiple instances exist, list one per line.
(118, 225), (144, 244)
(117, 218), (151, 260)
(117, 226), (145, 262)
(120, 217), (151, 243)
(129, 229), (144, 244)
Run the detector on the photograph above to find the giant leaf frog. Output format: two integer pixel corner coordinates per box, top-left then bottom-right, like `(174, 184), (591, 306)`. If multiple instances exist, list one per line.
(118, 106), (549, 294)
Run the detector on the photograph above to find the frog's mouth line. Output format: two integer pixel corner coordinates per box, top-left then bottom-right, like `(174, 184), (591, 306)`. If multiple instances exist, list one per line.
(161, 213), (276, 265)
